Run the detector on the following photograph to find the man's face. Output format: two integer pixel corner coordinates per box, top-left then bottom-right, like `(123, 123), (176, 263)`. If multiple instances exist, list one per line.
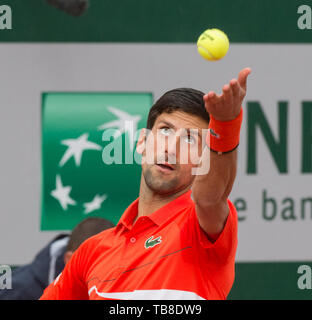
(137, 111), (209, 195)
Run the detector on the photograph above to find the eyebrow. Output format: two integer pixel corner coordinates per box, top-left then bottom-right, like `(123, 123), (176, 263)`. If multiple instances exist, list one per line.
(158, 120), (202, 140)
(158, 120), (176, 130)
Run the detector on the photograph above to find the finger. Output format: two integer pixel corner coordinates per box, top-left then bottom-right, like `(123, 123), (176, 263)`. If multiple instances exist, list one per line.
(229, 79), (240, 100)
(204, 91), (221, 105)
(238, 67), (251, 91)
(222, 84), (233, 106)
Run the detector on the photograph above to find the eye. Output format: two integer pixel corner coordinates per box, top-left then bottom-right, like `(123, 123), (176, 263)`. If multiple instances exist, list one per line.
(183, 135), (196, 145)
(160, 127), (172, 136)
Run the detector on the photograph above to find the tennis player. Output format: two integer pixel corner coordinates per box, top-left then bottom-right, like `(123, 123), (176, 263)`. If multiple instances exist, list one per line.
(40, 67), (251, 300)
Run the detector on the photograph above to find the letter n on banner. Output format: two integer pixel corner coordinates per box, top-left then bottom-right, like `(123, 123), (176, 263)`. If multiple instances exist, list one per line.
(247, 101), (288, 174)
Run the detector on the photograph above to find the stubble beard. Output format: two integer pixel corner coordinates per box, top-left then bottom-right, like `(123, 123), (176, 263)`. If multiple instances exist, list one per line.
(142, 165), (180, 195)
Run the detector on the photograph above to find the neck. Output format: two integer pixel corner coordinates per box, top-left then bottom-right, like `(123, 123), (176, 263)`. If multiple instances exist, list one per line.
(137, 174), (191, 219)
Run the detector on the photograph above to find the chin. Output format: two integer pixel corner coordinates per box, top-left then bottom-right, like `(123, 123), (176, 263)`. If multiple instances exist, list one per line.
(148, 180), (178, 194)
(143, 167), (179, 194)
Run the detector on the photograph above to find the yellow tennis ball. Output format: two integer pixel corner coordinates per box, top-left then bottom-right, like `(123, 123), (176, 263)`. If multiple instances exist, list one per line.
(197, 28), (230, 61)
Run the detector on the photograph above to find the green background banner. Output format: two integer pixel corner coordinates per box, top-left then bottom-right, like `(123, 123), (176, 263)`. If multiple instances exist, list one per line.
(229, 262), (312, 300)
(1, 0), (311, 43)
(41, 92), (152, 230)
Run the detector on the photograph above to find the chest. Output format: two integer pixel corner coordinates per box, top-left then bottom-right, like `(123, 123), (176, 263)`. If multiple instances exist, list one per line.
(85, 222), (207, 298)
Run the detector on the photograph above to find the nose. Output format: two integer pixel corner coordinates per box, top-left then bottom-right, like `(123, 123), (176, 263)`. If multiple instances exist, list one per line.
(155, 130), (178, 163)
(166, 133), (178, 157)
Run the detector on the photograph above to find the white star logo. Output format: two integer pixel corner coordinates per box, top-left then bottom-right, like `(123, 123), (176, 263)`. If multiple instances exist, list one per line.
(50, 175), (77, 211)
(97, 107), (141, 152)
(59, 133), (102, 167)
(83, 194), (107, 214)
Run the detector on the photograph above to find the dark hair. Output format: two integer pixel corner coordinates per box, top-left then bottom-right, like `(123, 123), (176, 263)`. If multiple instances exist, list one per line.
(66, 217), (115, 252)
(146, 88), (210, 130)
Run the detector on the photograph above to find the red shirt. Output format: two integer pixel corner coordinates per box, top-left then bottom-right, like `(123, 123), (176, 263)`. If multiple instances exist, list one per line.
(40, 190), (237, 300)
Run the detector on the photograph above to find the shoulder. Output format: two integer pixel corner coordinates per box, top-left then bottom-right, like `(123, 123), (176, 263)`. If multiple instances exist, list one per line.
(75, 226), (117, 256)
(59, 226), (117, 283)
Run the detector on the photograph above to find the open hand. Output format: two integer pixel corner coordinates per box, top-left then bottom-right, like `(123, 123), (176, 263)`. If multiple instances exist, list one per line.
(203, 68), (251, 121)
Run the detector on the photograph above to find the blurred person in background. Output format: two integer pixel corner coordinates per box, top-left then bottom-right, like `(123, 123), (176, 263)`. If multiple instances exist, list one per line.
(0, 217), (114, 300)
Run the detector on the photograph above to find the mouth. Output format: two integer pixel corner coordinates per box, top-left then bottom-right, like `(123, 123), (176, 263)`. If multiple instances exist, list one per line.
(156, 162), (174, 173)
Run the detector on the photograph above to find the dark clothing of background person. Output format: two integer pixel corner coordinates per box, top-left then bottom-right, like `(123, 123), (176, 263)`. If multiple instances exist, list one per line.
(0, 234), (68, 300)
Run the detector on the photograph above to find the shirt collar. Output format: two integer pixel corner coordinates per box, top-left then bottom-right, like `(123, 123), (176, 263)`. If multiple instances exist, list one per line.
(115, 190), (193, 232)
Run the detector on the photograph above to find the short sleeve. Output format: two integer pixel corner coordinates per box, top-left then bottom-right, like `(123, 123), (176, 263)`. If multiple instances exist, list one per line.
(192, 199), (238, 266)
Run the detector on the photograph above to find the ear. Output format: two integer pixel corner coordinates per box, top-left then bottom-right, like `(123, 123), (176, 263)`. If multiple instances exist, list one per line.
(64, 251), (73, 265)
(136, 128), (147, 155)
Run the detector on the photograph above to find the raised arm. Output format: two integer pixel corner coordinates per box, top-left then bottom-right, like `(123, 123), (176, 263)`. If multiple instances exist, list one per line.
(192, 68), (251, 240)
